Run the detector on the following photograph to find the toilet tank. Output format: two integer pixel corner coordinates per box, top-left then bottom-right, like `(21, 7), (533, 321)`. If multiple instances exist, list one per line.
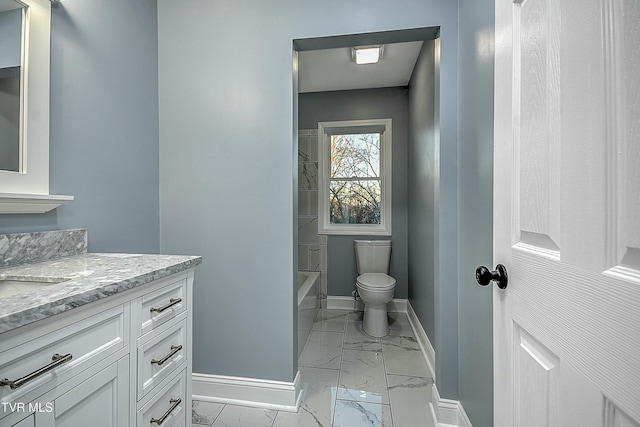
(355, 240), (391, 274)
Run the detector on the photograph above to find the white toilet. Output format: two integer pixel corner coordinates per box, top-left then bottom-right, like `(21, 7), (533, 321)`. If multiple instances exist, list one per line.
(354, 240), (396, 337)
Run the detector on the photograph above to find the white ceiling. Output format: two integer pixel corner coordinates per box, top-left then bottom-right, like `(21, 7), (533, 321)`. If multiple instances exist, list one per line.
(298, 41), (424, 93)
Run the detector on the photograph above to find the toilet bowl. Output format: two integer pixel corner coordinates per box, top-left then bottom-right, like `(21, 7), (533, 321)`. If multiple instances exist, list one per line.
(356, 273), (396, 337)
(354, 240), (396, 338)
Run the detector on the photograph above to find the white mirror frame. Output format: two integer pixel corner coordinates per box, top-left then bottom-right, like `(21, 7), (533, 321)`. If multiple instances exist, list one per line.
(0, 0), (49, 194)
(0, 0), (72, 213)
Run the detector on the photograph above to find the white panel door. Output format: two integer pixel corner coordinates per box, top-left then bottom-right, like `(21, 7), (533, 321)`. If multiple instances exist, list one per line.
(494, 0), (640, 426)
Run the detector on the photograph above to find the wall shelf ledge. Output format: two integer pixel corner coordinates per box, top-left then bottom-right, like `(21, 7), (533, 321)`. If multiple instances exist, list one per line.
(0, 193), (74, 214)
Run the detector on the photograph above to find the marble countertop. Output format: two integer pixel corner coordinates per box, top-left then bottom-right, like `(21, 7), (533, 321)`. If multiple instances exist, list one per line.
(0, 253), (202, 334)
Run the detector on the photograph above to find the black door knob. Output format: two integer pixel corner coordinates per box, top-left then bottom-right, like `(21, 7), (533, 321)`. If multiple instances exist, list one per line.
(475, 264), (508, 289)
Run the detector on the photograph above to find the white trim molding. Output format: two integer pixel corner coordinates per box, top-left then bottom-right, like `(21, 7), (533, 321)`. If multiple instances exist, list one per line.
(407, 301), (436, 380)
(407, 301), (472, 427)
(458, 404), (473, 427)
(429, 384), (473, 427)
(192, 371), (302, 413)
(326, 295), (407, 313)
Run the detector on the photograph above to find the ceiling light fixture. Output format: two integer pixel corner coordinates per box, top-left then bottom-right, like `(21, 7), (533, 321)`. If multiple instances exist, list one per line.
(352, 46), (383, 65)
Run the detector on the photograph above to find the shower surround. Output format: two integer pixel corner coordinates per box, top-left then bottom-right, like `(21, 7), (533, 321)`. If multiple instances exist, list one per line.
(298, 129), (327, 303)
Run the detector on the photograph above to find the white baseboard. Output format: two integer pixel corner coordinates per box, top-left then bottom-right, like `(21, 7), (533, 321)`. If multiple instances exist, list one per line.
(326, 296), (407, 313)
(406, 302), (436, 381)
(192, 371), (302, 412)
(458, 404), (473, 427)
(407, 302), (472, 427)
(427, 376), (474, 427)
(437, 397), (462, 425)
(326, 295), (363, 311)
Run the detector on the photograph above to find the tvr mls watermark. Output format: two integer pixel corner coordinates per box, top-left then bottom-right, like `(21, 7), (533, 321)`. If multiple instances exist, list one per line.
(2, 402), (54, 413)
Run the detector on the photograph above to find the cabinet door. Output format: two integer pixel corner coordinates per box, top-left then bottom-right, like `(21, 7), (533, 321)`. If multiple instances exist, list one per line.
(12, 414), (35, 427)
(35, 357), (129, 427)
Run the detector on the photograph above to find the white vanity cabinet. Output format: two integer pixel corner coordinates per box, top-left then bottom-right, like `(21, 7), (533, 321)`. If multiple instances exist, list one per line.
(0, 270), (194, 427)
(133, 275), (190, 427)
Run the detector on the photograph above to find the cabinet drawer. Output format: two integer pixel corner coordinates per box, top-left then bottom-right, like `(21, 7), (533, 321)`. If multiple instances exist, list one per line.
(138, 369), (186, 427)
(137, 316), (187, 400)
(0, 305), (125, 409)
(138, 278), (186, 337)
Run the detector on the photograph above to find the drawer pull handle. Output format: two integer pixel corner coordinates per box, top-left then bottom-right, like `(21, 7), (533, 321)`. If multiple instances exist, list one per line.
(150, 298), (182, 313)
(0, 353), (73, 390)
(151, 345), (183, 366)
(150, 398), (182, 425)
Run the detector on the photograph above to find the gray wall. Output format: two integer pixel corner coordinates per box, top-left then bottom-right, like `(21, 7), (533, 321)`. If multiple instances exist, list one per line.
(457, 0), (495, 425)
(407, 39), (460, 400)
(299, 88), (409, 299)
(407, 14), (495, 422)
(158, 0), (458, 383)
(408, 40), (438, 356)
(0, 0), (160, 254)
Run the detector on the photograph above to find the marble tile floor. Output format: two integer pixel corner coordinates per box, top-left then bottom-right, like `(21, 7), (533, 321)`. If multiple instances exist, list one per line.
(192, 309), (434, 427)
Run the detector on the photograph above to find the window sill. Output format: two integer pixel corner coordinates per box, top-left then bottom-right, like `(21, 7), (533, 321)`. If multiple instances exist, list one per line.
(319, 225), (391, 236)
(0, 193), (74, 214)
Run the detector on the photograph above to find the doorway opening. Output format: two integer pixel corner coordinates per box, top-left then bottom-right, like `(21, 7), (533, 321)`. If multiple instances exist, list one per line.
(292, 27), (441, 369)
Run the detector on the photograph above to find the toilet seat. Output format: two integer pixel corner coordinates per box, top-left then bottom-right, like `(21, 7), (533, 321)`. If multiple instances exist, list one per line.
(356, 273), (396, 291)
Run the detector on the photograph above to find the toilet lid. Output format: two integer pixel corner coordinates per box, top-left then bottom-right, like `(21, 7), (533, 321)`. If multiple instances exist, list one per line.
(357, 273), (396, 291)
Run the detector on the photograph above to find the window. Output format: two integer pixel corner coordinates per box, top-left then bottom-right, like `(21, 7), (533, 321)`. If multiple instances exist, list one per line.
(318, 119), (392, 235)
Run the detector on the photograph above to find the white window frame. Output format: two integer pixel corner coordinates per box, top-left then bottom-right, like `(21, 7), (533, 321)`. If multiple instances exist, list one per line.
(317, 118), (392, 236)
